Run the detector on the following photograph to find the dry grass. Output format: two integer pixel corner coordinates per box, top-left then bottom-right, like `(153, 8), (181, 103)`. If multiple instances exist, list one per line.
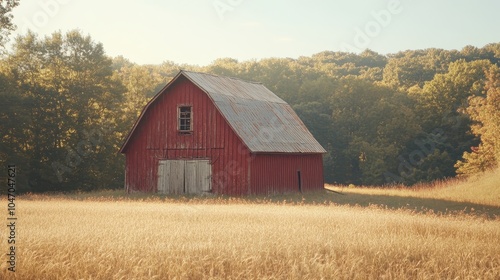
(1, 197), (499, 279)
(2, 170), (499, 279)
(327, 168), (500, 207)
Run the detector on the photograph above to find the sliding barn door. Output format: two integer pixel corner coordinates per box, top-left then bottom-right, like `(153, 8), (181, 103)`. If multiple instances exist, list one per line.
(158, 160), (211, 194)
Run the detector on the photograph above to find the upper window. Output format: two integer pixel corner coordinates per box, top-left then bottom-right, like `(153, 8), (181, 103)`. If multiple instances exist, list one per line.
(178, 106), (192, 132)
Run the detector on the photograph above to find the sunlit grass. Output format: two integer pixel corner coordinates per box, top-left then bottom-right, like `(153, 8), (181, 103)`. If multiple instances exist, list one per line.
(327, 168), (500, 207)
(1, 197), (499, 279)
(1, 171), (499, 279)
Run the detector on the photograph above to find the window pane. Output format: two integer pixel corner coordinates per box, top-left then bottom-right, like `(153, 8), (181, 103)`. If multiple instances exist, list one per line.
(179, 106), (192, 131)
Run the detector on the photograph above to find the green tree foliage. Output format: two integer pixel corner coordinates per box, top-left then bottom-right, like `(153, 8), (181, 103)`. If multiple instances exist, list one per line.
(2, 30), (124, 191)
(0, 63), (30, 189)
(382, 46), (500, 92)
(3, 33), (500, 191)
(420, 60), (492, 117)
(382, 48), (461, 91)
(113, 63), (165, 134)
(456, 66), (500, 175)
(0, 0), (19, 47)
(329, 77), (420, 185)
(381, 59), (493, 184)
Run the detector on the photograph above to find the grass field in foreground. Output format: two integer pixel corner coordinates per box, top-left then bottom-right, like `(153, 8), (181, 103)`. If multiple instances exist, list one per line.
(1, 196), (499, 279)
(2, 170), (499, 279)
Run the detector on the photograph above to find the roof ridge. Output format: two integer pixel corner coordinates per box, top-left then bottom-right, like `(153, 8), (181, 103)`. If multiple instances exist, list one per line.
(180, 70), (263, 85)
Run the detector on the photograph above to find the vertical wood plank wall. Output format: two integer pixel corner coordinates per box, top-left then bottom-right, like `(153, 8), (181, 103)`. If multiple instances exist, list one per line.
(250, 154), (324, 194)
(124, 76), (251, 195)
(123, 76), (324, 195)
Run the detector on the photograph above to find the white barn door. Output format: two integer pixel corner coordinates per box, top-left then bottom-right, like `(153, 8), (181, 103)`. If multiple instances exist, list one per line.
(197, 160), (212, 193)
(184, 160), (197, 194)
(158, 160), (211, 194)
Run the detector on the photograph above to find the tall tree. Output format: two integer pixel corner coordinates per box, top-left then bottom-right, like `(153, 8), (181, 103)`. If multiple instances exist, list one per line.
(114, 63), (165, 133)
(399, 60), (494, 183)
(0, 0), (20, 47)
(0, 61), (30, 189)
(329, 77), (420, 185)
(456, 65), (500, 175)
(3, 30), (124, 192)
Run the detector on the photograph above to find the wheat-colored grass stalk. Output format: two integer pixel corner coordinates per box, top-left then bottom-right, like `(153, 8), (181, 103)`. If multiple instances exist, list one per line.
(0, 198), (498, 279)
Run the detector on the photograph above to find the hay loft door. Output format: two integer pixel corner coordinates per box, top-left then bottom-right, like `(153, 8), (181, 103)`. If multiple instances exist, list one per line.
(158, 160), (211, 194)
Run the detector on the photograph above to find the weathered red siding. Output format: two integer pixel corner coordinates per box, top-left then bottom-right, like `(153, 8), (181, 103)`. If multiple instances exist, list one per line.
(249, 154), (324, 194)
(123, 76), (252, 195)
(123, 74), (324, 196)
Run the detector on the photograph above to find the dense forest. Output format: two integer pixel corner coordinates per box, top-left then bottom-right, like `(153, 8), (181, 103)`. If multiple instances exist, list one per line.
(1, 28), (500, 192)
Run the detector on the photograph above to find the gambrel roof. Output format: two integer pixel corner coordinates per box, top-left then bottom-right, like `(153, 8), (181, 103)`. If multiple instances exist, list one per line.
(120, 70), (326, 154)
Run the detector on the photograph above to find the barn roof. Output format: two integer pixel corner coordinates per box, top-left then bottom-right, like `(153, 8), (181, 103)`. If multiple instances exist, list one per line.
(120, 70), (326, 154)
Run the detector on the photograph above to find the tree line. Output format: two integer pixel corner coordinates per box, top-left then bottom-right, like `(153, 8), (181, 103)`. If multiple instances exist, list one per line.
(1, 30), (499, 192)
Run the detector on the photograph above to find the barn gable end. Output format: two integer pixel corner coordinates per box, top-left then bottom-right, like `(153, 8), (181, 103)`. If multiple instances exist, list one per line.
(120, 71), (325, 195)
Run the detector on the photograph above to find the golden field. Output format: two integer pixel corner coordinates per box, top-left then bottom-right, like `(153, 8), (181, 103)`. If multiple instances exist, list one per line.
(1, 185), (499, 279)
(327, 168), (500, 208)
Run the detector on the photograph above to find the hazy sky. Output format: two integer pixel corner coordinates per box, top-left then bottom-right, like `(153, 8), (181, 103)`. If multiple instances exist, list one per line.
(9, 0), (500, 66)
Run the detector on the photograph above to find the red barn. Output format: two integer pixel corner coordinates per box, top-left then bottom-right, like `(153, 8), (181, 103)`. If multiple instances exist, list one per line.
(119, 71), (326, 195)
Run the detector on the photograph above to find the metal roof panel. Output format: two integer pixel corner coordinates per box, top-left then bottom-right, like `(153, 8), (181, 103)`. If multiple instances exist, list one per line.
(182, 71), (326, 153)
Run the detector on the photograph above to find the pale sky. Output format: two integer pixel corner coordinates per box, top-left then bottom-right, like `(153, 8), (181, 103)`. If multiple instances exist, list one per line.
(8, 0), (500, 66)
